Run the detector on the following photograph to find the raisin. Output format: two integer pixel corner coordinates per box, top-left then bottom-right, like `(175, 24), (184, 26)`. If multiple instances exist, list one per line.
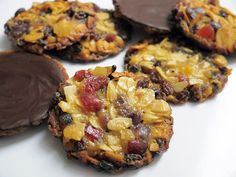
(128, 64), (141, 73)
(154, 61), (161, 67)
(127, 140), (148, 155)
(219, 10), (228, 18)
(52, 91), (63, 103)
(76, 141), (85, 151)
(189, 85), (202, 102)
(175, 90), (189, 102)
(114, 95), (132, 117)
(85, 125), (102, 142)
(137, 79), (149, 88)
(80, 93), (102, 112)
(195, 7), (205, 14)
(125, 154), (142, 162)
(14, 8), (25, 17)
(161, 80), (174, 95)
(134, 124), (150, 139)
(156, 138), (165, 148)
(212, 82), (220, 94)
(153, 87), (166, 99)
(41, 8), (52, 15)
(99, 160), (115, 172)
(43, 26), (53, 38)
(66, 9), (75, 18)
(187, 8), (197, 19)
(4, 24), (10, 35)
(129, 112), (141, 125)
(150, 71), (162, 83)
(11, 20), (30, 38)
(75, 12), (88, 20)
(59, 113), (72, 125)
(219, 67), (228, 75)
(210, 21), (221, 31)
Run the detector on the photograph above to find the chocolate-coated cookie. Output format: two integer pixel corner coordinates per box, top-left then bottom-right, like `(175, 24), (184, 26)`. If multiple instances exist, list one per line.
(0, 51), (68, 136)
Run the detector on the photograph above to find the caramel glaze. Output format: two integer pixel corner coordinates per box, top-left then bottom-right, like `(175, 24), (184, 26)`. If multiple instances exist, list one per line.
(114, 0), (180, 32)
(0, 52), (67, 130)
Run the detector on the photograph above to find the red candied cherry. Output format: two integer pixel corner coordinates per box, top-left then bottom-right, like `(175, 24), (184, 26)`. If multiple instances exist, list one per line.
(79, 93), (102, 112)
(83, 75), (108, 93)
(74, 70), (91, 82)
(85, 125), (102, 142)
(196, 24), (215, 41)
(105, 34), (116, 42)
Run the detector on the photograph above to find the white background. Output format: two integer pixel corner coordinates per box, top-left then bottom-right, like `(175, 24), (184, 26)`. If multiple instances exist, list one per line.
(0, 0), (236, 177)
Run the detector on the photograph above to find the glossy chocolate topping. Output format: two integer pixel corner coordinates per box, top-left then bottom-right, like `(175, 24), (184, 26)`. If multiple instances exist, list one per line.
(114, 0), (180, 31)
(0, 52), (67, 130)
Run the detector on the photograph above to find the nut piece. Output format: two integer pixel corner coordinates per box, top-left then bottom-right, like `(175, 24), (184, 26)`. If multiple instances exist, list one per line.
(63, 123), (86, 141)
(107, 117), (132, 131)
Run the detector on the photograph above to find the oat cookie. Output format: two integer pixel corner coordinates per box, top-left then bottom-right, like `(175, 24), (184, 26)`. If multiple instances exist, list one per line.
(4, 0), (97, 54)
(48, 66), (173, 173)
(125, 37), (231, 104)
(175, 0), (236, 54)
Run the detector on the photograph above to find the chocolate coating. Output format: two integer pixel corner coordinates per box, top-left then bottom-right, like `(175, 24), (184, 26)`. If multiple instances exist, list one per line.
(0, 52), (67, 133)
(114, 0), (180, 32)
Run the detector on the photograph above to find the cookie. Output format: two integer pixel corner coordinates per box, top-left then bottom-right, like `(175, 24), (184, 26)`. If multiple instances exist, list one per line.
(113, 0), (180, 33)
(0, 51), (68, 136)
(187, 0), (219, 6)
(125, 36), (231, 104)
(60, 10), (130, 62)
(175, 1), (236, 54)
(48, 66), (173, 173)
(4, 1), (97, 54)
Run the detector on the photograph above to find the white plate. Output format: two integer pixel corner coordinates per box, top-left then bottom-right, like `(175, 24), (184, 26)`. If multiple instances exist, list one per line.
(0, 1), (236, 177)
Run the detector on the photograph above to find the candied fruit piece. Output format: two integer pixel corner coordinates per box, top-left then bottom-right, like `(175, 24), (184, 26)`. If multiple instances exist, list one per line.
(196, 24), (215, 41)
(85, 125), (102, 142)
(74, 70), (91, 81)
(83, 75), (108, 93)
(79, 93), (102, 112)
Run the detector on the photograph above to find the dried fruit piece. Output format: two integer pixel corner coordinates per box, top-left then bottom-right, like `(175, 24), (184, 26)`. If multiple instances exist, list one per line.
(83, 75), (108, 93)
(79, 93), (102, 112)
(85, 125), (102, 142)
(196, 24), (215, 41)
(127, 140), (148, 155)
